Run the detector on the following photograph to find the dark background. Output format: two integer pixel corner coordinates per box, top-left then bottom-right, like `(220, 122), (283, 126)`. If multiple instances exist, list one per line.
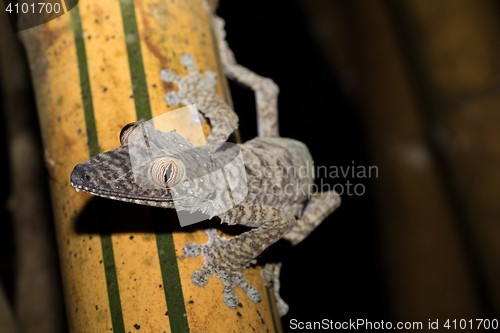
(217, 0), (386, 327)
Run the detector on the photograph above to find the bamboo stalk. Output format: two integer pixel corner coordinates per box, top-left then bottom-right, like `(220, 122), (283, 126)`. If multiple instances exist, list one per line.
(401, 0), (500, 317)
(18, 1), (282, 332)
(300, 0), (484, 323)
(0, 8), (65, 333)
(0, 283), (19, 333)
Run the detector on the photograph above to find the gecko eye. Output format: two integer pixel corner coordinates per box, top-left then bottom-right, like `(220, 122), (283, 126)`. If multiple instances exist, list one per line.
(120, 122), (137, 144)
(151, 157), (185, 188)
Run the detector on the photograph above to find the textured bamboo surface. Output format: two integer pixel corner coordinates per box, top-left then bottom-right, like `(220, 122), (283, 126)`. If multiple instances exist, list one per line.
(18, 1), (282, 332)
(300, 0), (497, 326)
(402, 0), (500, 317)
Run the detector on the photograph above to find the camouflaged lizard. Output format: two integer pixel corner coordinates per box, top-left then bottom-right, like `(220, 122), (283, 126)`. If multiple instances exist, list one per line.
(70, 15), (341, 316)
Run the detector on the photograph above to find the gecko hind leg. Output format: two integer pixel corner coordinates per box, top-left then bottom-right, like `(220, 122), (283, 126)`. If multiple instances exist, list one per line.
(256, 191), (340, 316)
(284, 190), (341, 246)
(183, 205), (296, 309)
(262, 262), (289, 317)
(213, 16), (280, 138)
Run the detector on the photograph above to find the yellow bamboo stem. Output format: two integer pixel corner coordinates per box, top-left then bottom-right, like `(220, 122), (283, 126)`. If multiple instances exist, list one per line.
(18, 1), (282, 332)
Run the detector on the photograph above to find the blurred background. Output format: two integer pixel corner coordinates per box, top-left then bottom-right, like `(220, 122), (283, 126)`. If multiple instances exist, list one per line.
(1, 0), (500, 332)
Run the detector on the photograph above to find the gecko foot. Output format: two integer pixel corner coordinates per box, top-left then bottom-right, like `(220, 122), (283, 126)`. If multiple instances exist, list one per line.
(159, 53), (239, 150)
(183, 228), (261, 309)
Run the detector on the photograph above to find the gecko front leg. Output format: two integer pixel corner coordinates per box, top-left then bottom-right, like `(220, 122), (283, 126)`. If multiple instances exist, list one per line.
(160, 54), (238, 150)
(182, 204), (296, 308)
(182, 228), (261, 308)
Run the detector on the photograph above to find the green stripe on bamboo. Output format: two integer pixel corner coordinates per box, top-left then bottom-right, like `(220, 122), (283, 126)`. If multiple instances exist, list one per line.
(70, 3), (99, 157)
(100, 234), (126, 333)
(119, 0), (152, 121)
(70, 4), (126, 333)
(118, 1), (191, 331)
(155, 215), (190, 333)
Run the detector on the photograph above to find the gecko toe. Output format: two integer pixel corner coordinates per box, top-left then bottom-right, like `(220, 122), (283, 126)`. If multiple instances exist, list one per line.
(181, 54), (194, 65)
(160, 69), (178, 83)
(245, 286), (261, 304)
(182, 243), (200, 258)
(191, 269), (210, 287)
(223, 292), (238, 309)
(164, 91), (180, 107)
(203, 71), (217, 87)
(277, 299), (290, 317)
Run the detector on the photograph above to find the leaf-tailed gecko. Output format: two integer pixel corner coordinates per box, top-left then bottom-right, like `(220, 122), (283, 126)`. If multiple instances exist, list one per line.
(70, 15), (340, 316)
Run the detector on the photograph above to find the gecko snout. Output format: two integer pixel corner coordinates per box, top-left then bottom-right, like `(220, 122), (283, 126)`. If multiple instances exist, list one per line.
(70, 163), (92, 187)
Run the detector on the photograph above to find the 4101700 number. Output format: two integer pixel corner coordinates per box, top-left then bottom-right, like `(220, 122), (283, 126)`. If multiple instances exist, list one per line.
(5, 2), (61, 14)
(444, 319), (498, 330)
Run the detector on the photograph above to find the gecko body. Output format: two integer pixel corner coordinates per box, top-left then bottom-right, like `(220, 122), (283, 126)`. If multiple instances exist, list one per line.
(71, 14), (340, 315)
(71, 121), (321, 309)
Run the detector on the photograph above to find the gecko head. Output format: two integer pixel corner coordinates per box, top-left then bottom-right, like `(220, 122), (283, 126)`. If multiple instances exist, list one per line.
(70, 120), (233, 217)
(69, 127), (178, 208)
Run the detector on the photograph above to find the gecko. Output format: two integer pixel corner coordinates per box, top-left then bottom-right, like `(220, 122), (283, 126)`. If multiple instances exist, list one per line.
(70, 14), (341, 316)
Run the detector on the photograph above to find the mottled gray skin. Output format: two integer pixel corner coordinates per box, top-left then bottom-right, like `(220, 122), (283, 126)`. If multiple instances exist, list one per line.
(71, 121), (311, 218)
(72, 121), (228, 216)
(71, 14), (341, 316)
(71, 121), (315, 310)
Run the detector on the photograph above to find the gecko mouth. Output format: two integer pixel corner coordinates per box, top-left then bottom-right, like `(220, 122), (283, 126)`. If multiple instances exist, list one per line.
(70, 180), (179, 211)
(70, 180), (173, 201)
(70, 164), (177, 204)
